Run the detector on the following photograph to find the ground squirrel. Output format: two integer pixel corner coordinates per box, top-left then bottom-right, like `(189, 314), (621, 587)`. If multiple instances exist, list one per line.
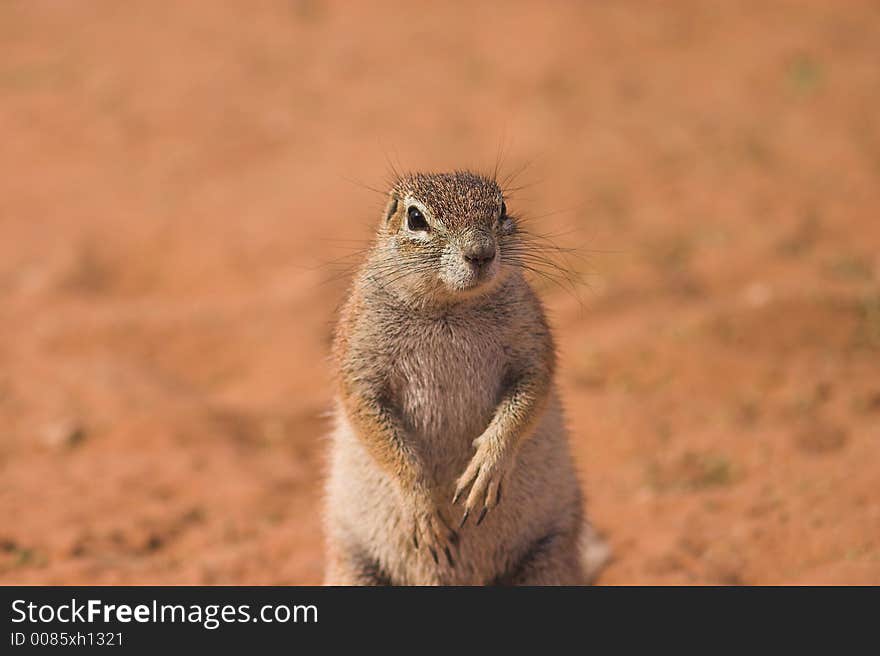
(324, 170), (608, 585)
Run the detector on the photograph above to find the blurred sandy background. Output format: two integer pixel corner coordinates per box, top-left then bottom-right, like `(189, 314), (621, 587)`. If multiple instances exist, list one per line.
(1, 1), (879, 584)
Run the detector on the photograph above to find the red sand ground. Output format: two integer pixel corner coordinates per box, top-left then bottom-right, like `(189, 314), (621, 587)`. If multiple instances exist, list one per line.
(1, 1), (878, 585)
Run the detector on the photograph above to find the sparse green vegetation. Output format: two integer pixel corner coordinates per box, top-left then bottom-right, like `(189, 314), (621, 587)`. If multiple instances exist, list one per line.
(787, 54), (823, 96)
(1, 545), (48, 571)
(856, 290), (880, 349)
(647, 451), (737, 492)
(822, 253), (874, 282)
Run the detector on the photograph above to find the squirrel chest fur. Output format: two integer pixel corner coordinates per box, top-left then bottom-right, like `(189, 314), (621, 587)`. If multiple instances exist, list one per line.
(380, 291), (512, 472)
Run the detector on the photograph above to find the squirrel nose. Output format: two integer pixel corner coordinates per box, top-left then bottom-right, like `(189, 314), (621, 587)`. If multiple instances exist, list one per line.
(463, 243), (496, 267)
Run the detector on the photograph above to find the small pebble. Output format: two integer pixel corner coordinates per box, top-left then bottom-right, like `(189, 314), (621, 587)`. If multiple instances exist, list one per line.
(39, 418), (86, 449)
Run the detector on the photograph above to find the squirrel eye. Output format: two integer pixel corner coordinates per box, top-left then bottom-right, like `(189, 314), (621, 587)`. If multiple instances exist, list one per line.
(407, 206), (429, 231)
(498, 201), (508, 222)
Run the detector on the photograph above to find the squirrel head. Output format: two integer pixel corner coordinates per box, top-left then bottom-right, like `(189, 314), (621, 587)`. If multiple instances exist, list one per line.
(375, 171), (515, 302)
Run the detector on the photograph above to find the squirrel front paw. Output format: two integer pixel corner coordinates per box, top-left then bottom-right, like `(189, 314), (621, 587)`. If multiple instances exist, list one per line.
(410, 493), (458, 567)
(452, 433), (514, 527)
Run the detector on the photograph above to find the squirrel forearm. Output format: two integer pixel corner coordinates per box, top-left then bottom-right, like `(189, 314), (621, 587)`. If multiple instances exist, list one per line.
(340, 380), (429, 495)
(451, 364), (554, 518)
(484, 367), (553, 453)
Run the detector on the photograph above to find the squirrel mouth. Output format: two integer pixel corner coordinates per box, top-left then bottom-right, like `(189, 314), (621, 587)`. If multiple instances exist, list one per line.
(446, 260), (499, 293)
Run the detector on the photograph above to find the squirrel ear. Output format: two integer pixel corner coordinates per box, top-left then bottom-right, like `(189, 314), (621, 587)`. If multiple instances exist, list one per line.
(384, 195), (399, 222)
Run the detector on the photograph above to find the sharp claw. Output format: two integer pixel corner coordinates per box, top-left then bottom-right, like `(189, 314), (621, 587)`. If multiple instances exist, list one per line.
(429, 547), (439, 565)
(496, 483), (503, 506)
(413, 531), (419, 550)
(459, 509), (470, 529)
(452, 489), (462, 505)
(476, 507), (488, 526)
(444, 546), (455, 568)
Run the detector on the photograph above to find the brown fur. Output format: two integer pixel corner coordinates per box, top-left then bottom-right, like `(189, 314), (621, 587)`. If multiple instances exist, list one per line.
(324, 171), (608, 585)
